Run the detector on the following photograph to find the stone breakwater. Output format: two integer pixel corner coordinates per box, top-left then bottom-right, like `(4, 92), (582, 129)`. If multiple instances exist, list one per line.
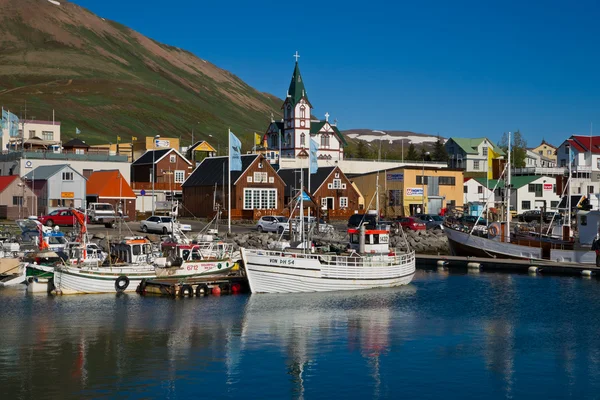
(224, 229), (450, 255)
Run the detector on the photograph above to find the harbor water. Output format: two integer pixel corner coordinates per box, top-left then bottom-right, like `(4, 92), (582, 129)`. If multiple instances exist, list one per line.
(2, 270), (600, 399)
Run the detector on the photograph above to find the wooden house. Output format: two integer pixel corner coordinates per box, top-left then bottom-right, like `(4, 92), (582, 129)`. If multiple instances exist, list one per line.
(86, 170), (137, 219)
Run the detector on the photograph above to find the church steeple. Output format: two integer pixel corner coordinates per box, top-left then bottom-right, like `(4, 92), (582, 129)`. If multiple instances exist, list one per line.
(287, 52), (309, 106)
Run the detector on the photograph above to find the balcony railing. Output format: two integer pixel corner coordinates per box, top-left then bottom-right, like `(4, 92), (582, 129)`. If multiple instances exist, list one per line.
(0, 150), (129, 162)
(512, 167), (567, 176)
(132, 182), (182, 191)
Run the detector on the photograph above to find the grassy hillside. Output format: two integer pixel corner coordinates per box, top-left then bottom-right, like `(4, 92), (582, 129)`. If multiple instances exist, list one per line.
(0, 0), (281, 147)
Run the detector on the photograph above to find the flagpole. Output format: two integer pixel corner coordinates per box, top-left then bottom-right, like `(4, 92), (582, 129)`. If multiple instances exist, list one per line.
(228, 129), (232, 234)
(308, 137), (311, 219)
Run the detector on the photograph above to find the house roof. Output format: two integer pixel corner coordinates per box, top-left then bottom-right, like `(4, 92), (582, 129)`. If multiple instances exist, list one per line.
(286, 62), (310, 107)
(132, 148), (192, 166)
(189, 141), (216, 153)
(182, 155), (259, 187)
(474, 175), (541, 190)
(448, 137), (505, 156)
(0, 175), (18, 193)
(63, 138), (89, 148)
(310, 121), (348, 146)
(278, 167), (336, 194)
(23, 164), (81, 180)
(86, 170), (136, 199)
(566, 135), (600, 154)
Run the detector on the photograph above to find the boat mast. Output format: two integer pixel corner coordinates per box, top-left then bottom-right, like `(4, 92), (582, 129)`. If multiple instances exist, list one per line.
(375, 171), (380, 222)
(299, 166), (305, 248)
(506, 131), (511, 243)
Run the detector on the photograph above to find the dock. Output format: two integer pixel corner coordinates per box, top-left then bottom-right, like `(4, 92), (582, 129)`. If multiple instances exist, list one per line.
(137, 272), (249, 297)
(416, 254), (600, 276)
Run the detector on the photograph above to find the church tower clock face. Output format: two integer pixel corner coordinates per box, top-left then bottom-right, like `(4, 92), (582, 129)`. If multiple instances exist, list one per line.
(300, 120), (305, 127)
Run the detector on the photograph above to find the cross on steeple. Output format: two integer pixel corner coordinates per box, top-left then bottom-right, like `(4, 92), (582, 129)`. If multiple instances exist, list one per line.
(325, 112), (329, 122)
(293, 51), (300, 62)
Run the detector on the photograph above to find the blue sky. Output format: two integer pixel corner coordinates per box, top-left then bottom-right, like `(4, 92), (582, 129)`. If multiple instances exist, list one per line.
(72, 0), (600, 146)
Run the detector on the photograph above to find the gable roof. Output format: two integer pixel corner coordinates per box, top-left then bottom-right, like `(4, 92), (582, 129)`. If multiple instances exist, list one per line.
(86, 170), (136, 199)
(474, 175), (540, 190)
(309, 121), (348, 146)
(132, 148), (192, 166)
(189, 140), (216, 153)
(23, 164), (82, 181)
(63, 138), (89, 148)
(0, 175), (18, 193)
(182, 154), (259, 187)
(566, 135), (600, 154)
(448, 137), (505, 156)
(278, 167), (336, 194)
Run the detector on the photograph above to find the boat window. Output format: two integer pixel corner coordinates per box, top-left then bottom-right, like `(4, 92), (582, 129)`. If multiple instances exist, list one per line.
(144, 244), (152, 254)
(373, 235), (380, 244)
(350, 234), (360, 244)
(191, 250), (201, 260)
(132, 245), (142, 255)
(581, 215), (587, 226)
(182, 250), (190, 259)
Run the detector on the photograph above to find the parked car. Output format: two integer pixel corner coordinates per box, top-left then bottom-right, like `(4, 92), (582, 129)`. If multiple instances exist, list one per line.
(38, 209), (90, 227)
(414, 214), (444, 230)
(140, 216), (192, 234)
(458, 215), (488, 226)
(256, 216), (293, 233)
(396, 217), (426, 231)
(292, 216), (335, 233)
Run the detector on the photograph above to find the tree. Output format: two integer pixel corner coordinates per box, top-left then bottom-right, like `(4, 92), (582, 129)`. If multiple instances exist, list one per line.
(498, 130), (527, 168)
(432, 135), (448, 162)
(405, 143), (418, 161)
(356, 141), (372, 159)
(420, 146), (431, 161)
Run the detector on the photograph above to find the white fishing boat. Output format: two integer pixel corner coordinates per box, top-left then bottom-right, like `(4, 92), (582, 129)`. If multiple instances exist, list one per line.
(154, 241), (238, 278)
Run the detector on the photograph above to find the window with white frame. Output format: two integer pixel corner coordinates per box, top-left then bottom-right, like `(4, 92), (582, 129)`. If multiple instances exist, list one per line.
(482, 147), (488, 156)
(62, 172), (73, 181)
(332, 179), (342, 189)
(174, 170), (185, 183)
(300, 105), (306, 119)
(75, 148), (85, 155)
(473, 161), (480, 170)
(300, 133), (306, 146)
(253, 172), (268, 183)
(42, 131), (54, 141)
(170, 154), (176, 163)
(321, 134), (330, 147)
(340, 197), (348, 208)
(243, 188), (277, 210)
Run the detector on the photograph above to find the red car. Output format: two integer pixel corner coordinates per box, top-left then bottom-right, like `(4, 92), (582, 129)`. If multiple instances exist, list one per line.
(38, 209), (90, 227)
(397, 217), (426, 231)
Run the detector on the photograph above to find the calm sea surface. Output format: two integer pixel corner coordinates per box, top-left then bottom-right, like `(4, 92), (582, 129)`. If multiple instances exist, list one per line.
(2, 270), (600, 399)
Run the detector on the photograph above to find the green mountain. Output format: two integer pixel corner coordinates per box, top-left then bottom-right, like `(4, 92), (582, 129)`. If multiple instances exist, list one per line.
(0, 0), (281, 146)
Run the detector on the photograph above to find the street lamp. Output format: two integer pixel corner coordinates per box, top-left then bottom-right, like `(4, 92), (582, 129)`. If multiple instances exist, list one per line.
(152, 134), (160, 216)
(208, 134), (220, 156)
(422, 151), (430, 213)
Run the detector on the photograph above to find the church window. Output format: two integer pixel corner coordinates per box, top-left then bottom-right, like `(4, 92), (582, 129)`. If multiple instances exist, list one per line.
(287, 105), (292, 119)
(271, 134), (278, 147)
(321, 134), (330, 147)
(300, 133), (306, 146)
(300, 106), (306, 119)
(286, 133), (291, 146)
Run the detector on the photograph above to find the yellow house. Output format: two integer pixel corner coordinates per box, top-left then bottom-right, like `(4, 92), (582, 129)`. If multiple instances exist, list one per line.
(351, 166), (464, 216)
(531, 140), (557, 162)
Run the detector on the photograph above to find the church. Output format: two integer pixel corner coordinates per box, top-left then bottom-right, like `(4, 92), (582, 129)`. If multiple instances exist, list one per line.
(264, 54), (346, 162)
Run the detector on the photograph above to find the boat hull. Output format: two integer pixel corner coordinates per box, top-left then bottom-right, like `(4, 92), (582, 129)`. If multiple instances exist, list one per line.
(241, 248), (415, 294)
(54, 265), (156, 295)
(155, 259), (236, 279)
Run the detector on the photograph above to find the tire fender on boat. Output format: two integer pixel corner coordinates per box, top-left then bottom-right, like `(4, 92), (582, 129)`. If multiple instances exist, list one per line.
(115, 276), (130, 293)
(179, 284), (193, 297)
(195, 284), (209, 297)
(137, 278), (148, 294)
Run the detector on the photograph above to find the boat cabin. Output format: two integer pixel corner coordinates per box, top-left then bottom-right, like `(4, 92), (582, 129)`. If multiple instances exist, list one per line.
(67, 242), (106, 264)
(111, 237), (154, 264)
(161, 241), (232, 265)
(348, 227), (391, 254)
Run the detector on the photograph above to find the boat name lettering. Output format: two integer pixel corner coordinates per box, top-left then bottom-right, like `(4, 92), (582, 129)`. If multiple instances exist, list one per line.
(270, 258), (295, 265)
(186, 265), (199, 271)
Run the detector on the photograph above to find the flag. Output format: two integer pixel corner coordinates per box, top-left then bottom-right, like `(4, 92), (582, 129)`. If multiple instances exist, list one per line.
(229, 131), (242, 171)
(570, 147), (576, 166)
(254, 133), (261, 146)
(487, 147), (499, 180)
(1, 108), (7, 129)
(6, 110), (18, 137)
(76, 127), (81, 135)
(117, 136), (121, 142)
(310, 138), (318, 174)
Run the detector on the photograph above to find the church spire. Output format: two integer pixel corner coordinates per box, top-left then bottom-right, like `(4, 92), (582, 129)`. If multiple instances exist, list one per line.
(287, 52), (309, 106)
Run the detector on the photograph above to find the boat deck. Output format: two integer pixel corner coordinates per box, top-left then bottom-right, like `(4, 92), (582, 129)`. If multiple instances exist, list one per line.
(138, 271), (249, 297)
(417, 254), (600, 276)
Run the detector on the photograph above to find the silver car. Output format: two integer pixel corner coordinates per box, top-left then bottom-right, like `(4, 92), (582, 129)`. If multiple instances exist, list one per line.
(256, 216), (292, 234)
(140, 216), (192, 234)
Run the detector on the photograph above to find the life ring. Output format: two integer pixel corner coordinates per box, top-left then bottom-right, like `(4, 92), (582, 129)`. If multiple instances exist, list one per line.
(488, 222), (501, 238)
(115, 276), (130, 293)
(179, 284), (193, 297)
(195, 284), (209, 297)
(137, 278), (148, 294)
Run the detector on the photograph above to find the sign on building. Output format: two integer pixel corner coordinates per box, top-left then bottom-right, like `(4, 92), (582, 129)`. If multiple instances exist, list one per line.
(405, 187), (424, 196)
(155, 139), (171, 148)
(386, 173), (404, 182)
(543, 183), (553, 191)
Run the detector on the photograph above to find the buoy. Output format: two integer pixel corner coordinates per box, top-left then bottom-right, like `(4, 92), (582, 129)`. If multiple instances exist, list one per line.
(528, 266), (539, 274)
(437, 260), (448, 267)
(581, 270), (594, 277)
(212, 286), (221, 296)
(231, 283), (241, 294)
(467, 262), (481, 270)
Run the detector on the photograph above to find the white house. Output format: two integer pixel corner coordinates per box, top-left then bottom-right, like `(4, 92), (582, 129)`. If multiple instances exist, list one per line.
(1, 119), (61, 151)
(464, 177), (495, 206)
(556, 135), (600, 210)
(445, 137), (504, 173)
(263, 58), (346, 162)
(24, 164), (86, 214)
(477, 175), (561, 214)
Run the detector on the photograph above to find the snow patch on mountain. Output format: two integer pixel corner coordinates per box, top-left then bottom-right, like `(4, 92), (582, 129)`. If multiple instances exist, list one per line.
(345, 133), (441, 144)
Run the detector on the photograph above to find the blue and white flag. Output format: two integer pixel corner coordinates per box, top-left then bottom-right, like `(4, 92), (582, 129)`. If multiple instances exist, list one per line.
(7, 110), (19, 137)
(229, 131), (242, 171)
(76, 127), (81, 135)
(310, 138), (318, 174)
(1, 108), (7, 130)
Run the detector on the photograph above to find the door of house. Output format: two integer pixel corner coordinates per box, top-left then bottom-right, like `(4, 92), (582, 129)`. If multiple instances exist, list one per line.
(326, 197), (334, 210)
(428, 197), (443, 215)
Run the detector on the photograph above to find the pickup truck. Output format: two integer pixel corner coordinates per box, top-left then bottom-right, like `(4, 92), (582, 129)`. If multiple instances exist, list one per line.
(87, 202), (127, 228)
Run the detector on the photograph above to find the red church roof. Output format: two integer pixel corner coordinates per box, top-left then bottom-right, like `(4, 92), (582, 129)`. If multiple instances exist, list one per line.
(87, 171), (136, 199)
(0, 176), (18, 193)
